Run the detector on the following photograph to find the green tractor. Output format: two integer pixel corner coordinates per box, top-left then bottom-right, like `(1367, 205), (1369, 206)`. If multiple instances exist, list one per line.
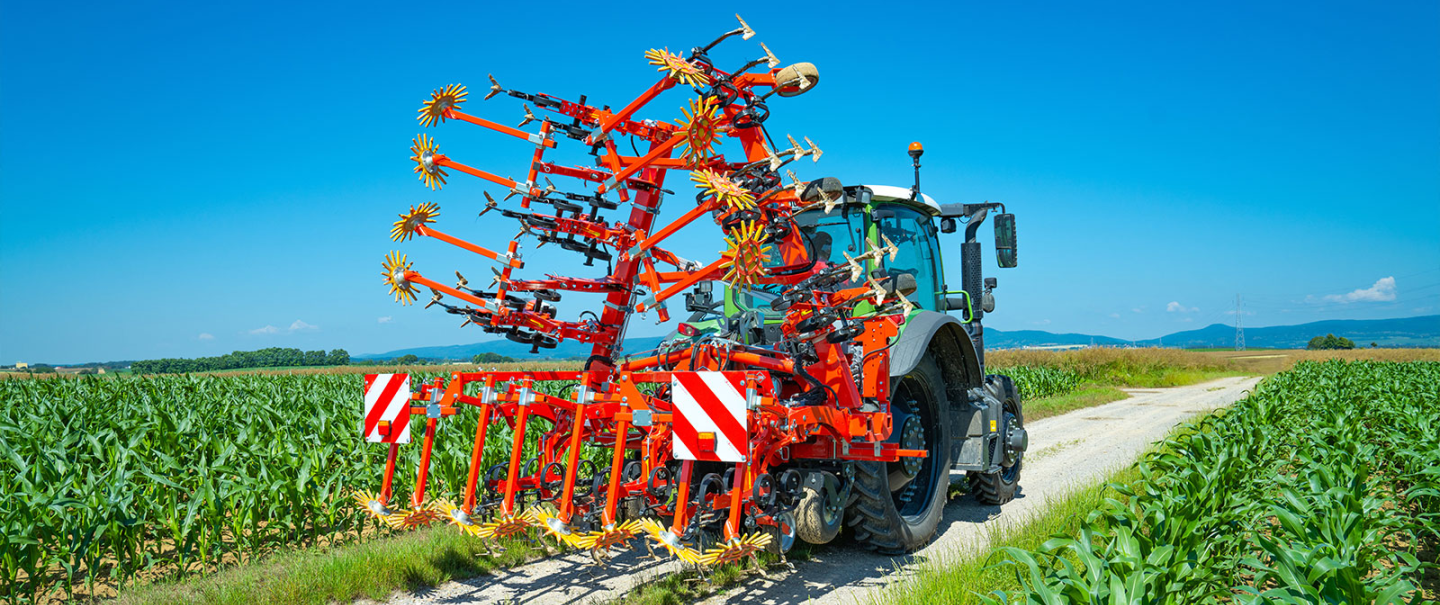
(679, 144), (1027, 552)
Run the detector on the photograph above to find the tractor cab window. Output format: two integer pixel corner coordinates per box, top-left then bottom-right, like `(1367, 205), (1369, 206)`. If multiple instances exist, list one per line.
(872, 204), (940, 310)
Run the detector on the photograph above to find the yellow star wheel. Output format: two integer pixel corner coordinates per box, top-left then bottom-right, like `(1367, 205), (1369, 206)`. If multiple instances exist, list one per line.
(676, 97), (721, 166)
(698, 533), (773, 566)
(721, 221), (772, 293)
(690, 169), (755, 211)
(528, 506), (586, 547)
(388, 505), (440, 530)
(418, 83), (467, 128)
(410, 134), (448, 190)
(431, 498), (484, 537)
(382, 251), (419, 305)
(353, 490), (395, 522)
(645, 48), (710, 87)
(390, 202), (440, 242)
(571, 519), (645, 551)
(477, 512), (536, 539)
(638, 519), (702, 564)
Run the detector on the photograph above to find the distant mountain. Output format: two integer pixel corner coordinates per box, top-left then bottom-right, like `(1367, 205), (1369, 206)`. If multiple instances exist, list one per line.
(357, 336), (667, 361)
(1134, 315), (1440, 349)
(989, 315), (1439, 349)
(984, 329), (1129, 348)
(361, 315), (1439, 360)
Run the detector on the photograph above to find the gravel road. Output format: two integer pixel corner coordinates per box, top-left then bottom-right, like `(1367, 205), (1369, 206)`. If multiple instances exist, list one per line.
(385, 375), (1262, 605)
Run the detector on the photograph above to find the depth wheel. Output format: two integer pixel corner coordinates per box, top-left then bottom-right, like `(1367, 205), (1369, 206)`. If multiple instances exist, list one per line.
(795, 472), (843, 544)
(968, 375), (1025, 505)
(847, 354), (953, 553)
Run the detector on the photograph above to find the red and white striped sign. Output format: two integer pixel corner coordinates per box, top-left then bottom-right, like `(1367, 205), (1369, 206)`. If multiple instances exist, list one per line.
(671, 372), (749, 462)
(363, 374), (412, 444)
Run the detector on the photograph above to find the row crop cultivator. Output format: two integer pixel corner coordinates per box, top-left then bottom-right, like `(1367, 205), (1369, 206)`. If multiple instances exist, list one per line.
(358, 15), (1028, 569)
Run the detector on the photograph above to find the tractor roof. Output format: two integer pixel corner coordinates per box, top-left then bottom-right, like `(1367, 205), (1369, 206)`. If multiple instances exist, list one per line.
(864, 185), (942, 215)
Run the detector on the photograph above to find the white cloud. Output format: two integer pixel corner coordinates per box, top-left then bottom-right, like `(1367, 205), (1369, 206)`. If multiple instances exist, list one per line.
(1031, 319), (1051, 326)
(1131, 307), (1145, 314)
(198, 333), (215, 341)
(289, 320), (318, 332)
(378, 316), (393, 324)
(249, 325), (280, 335)
(1224, 309), (1255, 316)
(1109, 313), (1121, 319)
(1166, 301), (1198, 313)
(1321, 276), (1396, 304)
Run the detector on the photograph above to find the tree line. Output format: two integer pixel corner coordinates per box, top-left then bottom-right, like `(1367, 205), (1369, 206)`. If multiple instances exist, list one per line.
(130, 348), (350, 374)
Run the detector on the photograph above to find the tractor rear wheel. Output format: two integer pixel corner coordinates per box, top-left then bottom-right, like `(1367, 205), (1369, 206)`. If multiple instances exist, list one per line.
(847, 354), (953, 553)
(968, 375), (1024, 505)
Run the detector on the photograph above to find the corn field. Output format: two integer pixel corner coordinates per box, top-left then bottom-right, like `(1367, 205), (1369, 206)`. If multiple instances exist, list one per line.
(0, 372), (584, 603)
(984, 360), (1439, 603)
(990, 366), (1084, 400)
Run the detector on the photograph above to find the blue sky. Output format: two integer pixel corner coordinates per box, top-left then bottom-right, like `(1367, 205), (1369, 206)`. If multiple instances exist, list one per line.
(2, 0), (1437, 364)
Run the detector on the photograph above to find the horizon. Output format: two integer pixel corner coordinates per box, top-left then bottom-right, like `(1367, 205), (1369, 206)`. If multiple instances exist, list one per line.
(3, 1), (1438, 364)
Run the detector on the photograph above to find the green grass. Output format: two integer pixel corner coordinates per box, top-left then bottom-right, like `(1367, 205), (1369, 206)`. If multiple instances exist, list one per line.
(876, 465), (1144, 605)
(617, 544), (817, 605)
(1022, 386), (1129, 422)
(116, 528), (544, 605)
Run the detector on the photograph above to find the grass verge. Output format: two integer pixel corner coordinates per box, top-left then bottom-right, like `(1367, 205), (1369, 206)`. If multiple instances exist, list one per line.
(1022, 386), (1129, 422)
(115, 528), (544, 605)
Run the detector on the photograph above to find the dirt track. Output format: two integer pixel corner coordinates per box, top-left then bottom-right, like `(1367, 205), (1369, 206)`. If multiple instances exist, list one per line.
(385, 375), (1263, 605)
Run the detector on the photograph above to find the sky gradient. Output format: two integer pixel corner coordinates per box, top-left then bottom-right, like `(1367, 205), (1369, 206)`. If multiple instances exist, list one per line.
(2, 0), (1437, 364)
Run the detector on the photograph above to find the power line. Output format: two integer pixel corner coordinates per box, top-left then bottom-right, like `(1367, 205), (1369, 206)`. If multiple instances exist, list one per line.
(1235, 294), (1245, 351)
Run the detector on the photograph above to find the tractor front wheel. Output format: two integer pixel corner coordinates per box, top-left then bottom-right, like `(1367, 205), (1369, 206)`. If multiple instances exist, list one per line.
(968, 375), (1025, 505)
(847, 354), (953, 553)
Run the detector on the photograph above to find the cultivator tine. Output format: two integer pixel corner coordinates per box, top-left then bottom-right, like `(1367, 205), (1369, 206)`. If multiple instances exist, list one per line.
(462, 377), (498, 514)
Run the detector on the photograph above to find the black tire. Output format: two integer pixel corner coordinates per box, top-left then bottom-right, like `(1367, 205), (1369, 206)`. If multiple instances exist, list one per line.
(847, 355), (953, 553)
(968, 375), (1024, 505)
(795, 474), (843, 544)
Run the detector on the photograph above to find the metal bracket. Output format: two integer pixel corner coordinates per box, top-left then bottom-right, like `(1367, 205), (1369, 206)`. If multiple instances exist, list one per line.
(632, 409), (653, 427)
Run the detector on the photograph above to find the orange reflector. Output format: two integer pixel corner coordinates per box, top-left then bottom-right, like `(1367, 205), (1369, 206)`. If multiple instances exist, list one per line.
(379, 420), (392, 436)
(698, 431), (716, 454)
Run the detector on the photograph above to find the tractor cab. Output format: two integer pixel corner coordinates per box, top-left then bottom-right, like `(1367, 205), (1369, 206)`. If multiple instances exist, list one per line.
(722, 185), (945, 318)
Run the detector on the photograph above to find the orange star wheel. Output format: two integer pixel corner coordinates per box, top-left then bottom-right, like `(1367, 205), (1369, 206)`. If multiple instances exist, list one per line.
(410, 134), (448, 190)
(387, 506), (440, 530)
(721, 221), (772, 293)
(690, 169), (755, 211)
(572, 519), (645, 551)
(390, 202), (440, 242)
(644, 48), (710, 87)
(418, 83), (467, 128)
(382, 251), (419, 304)
(676, 98), (721, 167)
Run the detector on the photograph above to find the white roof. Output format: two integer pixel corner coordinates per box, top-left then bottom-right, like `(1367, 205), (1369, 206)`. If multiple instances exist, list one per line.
(863, 185), (941, 214)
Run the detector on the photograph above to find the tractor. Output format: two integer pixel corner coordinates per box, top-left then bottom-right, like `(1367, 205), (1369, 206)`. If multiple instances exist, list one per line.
(358, 15), (1027, 566)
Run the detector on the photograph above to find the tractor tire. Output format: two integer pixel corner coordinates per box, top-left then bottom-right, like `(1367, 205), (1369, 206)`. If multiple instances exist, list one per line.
(795, 473), (843, 544)
(968, 375), (1025, 505)
(847, 354), (953, 553)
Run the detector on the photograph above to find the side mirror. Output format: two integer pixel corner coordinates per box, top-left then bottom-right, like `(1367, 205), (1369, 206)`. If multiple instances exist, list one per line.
(994, 213), (1017, 268)
(940, 217), (956, 233)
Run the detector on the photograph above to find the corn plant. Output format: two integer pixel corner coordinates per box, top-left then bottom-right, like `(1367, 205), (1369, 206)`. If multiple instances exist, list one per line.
(982, 360), (1438, 604)
(0, 372), (588, 603)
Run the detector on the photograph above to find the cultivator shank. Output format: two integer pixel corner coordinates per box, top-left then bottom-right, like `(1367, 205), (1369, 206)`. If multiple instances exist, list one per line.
(359, 15), (930, 568)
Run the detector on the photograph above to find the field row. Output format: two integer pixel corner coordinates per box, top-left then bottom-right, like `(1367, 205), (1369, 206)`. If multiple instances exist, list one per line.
(979, 360), (1438, 603)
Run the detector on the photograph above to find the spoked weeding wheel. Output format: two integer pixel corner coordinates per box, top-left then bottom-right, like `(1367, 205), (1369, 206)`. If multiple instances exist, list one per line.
(847, 354), (952, 553)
